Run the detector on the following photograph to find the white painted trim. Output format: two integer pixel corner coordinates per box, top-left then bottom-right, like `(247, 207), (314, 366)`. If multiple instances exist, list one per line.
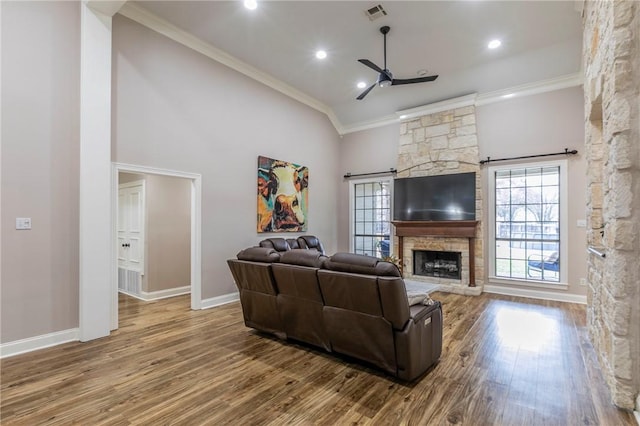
(191, 176), (202, 310)
(396, 94), (478, 121)
(486, 159), (569, 285)
(489, 276), (569, 291)
(484, 284), (586, 305)
(339, 114), (399, 135)
(112, 162), (203, 327)
(0, 329), (79, 359)
(140, 286), (191, 301)
(348, 177), (395, 255)
(340, 73), (584, 135)
(87, 0), (127, 17)
(201, 292), (240, 310)
(118, 286), (190, 302)
(114, 162), (202, 180)
(79, 3), (114, 342)
(117, 3), (333, 122)
(475, 73), (583, 106)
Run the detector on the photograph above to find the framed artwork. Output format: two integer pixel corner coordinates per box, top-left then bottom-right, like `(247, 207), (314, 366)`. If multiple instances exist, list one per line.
(257, 156), (308, 233)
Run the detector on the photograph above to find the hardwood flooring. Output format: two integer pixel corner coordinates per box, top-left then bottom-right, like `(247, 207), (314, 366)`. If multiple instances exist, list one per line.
(1, 292), (635, 425)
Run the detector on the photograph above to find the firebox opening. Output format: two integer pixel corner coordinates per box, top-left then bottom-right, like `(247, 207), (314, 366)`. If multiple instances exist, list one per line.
(413, 250), (462, 280)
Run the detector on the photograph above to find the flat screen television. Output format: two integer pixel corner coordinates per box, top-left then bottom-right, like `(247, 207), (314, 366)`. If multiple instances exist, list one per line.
(393, 172), (476, 221)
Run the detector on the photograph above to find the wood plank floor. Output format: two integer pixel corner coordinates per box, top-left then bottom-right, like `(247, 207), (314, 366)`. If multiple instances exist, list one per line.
(1, 292), (635, 425)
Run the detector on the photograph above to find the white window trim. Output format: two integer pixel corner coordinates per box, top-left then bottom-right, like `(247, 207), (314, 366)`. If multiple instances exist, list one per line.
(348, 176), (394, 254)
(487, 159), (569, 288)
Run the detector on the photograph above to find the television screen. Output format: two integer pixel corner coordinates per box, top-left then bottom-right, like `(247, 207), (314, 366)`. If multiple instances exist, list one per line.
(393, 172), (476, 221)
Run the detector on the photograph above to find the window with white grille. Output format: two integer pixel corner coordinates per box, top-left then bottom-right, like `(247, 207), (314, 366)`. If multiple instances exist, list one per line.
(489, 160), (567, 284)
(350, 179), (392, 258)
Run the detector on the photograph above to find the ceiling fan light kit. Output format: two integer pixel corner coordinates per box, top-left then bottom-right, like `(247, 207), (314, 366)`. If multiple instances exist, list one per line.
(356, 25), (438, 100)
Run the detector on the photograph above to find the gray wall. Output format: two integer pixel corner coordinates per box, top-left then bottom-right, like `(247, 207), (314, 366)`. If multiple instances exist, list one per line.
(1, 1), (80, 343)
(336, 123), (400, 252)
(476, 87), (587, 296)
(111, 15), (341, 299)
(339, 87), (586, 296)
(145, 174), (191, 292)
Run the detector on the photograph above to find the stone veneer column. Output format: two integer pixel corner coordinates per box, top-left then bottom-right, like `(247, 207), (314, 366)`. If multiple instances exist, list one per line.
(583, 0), (640, 410)
(396, 105), (483, 291)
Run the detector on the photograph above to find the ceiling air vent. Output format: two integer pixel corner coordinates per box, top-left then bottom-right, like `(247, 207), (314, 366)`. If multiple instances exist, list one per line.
(364, 4), (387, 21)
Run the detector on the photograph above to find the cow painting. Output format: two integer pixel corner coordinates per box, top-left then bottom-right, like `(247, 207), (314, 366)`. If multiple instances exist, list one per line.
(257, 156), (308, 233)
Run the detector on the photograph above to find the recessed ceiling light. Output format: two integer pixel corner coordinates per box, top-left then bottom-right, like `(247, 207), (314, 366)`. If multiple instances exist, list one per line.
(488, 39), (501, 49)
(502, 93), (515, 98)
(399, 115), (408, 119)
(357, 81), (367, 89)
(244, 0), (257, 10)
(315, 50), (327, 60)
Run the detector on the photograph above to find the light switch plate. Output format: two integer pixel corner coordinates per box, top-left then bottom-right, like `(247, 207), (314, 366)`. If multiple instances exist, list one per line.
(16, 218), (32, 230)
(577, 219), (586, 228)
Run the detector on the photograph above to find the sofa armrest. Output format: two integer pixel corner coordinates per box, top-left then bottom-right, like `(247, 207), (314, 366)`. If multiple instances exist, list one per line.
(409, 302), (441, 324)
(394, 301), (443, 381)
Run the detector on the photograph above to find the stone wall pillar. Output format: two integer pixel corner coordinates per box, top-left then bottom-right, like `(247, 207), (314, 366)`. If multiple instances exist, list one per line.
(583, 0), (640, 410)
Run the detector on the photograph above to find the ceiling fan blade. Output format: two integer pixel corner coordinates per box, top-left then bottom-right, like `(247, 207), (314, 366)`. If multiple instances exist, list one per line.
(356, 83), (377, 100)
(391, 75), (439, 85)
(357, 59), (384, 74)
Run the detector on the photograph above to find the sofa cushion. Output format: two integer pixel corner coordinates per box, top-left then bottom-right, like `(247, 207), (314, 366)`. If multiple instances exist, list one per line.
(280, 250), (327, 268)
(324, 252), (401, 277)
(237, 247), (280, 263)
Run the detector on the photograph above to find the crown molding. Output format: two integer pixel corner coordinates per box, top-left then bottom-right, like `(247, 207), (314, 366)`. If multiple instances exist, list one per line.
(118, 3), (334, 123)
(87, 0), (128, 17)
(339, 114), (400, 135)
(396, 93), (478, 121)
(342, 73), (584, 134)
(116, 3), (584, 138)
(475, 72), (583, 106)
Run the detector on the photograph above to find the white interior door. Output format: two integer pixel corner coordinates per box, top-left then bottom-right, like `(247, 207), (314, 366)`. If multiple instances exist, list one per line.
(118, 181), (145, 292)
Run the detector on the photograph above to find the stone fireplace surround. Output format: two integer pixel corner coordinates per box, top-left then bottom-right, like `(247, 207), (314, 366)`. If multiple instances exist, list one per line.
(394, 102), (483, 296)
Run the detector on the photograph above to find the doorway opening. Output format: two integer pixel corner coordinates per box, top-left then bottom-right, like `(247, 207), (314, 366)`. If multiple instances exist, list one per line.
(111, 163), (202, 330)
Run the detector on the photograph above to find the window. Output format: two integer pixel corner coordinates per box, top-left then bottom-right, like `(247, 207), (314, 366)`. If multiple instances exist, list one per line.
(488, 160), (567, 285)
(350, 178), (392, 258)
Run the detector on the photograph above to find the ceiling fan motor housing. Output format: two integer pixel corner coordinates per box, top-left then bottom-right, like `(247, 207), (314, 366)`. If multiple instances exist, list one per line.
(378, 70), (393, 87)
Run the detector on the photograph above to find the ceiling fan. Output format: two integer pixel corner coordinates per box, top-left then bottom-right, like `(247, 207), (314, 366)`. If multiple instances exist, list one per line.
(356, 26), (438, 100)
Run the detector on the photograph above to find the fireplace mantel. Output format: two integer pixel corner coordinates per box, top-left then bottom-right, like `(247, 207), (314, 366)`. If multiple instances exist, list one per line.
(392, 220), (479, 286)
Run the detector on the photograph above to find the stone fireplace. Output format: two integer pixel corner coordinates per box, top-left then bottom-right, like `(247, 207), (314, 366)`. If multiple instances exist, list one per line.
(394, 102), (483, 295)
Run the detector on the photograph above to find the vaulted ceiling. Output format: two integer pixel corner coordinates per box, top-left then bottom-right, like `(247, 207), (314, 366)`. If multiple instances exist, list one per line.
(127, 1), (583, 132)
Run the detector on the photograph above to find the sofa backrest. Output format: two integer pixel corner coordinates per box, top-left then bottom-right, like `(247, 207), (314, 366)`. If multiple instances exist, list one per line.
(297, 235), (326, 255)
(227, 247), (283, 335)
(272, 250), (326, 302)
(317, 252), (411, 374)
(258, 235), (325, 255)
(258, 237), (291, 252)
(272, 250), (330, 350)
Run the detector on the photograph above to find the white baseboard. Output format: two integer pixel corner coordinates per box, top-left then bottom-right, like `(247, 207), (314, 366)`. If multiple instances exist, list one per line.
(0, 328), (79, 359)
(201, 291), (239, 309)
(140, 286), (191, 301)
(119, 286), (191, 302)
(484, 284), (587, 304)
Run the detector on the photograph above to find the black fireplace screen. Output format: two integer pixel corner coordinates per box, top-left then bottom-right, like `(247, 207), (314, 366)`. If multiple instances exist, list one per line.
(413, 250), (462, 279)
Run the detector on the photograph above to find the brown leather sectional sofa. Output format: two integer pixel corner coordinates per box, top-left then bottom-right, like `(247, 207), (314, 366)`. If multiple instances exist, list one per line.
(227, 246), (443, 381)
